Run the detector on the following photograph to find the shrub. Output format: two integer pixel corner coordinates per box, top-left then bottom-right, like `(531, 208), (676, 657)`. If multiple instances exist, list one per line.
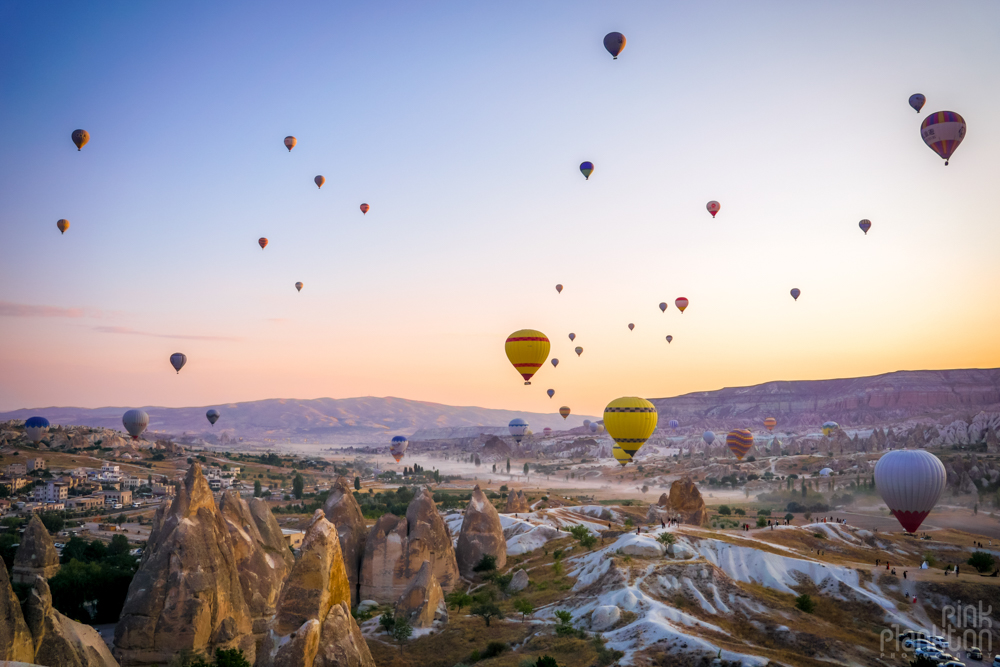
(471, 601), (503, 626)
(657, 533), (676, 545)
(717, 505), (731, 516)
(733, 508), (746, 516)
(757, 508), (771, 516)
(756, 517), (767, 528)
(473, 554), (497, 574)
(784, 513), (794, 522)
(969, 551), (995, 573)
(536, 657), (559, 667)
(592, 634), (625, 667)
(482, 641), (508, 658)
(514, 597), (534, 621)
(795, 594), (816, 613)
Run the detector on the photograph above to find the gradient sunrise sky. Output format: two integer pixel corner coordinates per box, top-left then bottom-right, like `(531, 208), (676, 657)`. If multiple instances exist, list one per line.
(2, 1), (999, 416)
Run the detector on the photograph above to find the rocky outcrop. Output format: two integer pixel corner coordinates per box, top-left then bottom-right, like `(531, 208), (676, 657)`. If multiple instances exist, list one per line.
(0, 561), (33, 662)
(12, 515), (60, 584)
(250, 497), (296, 570)
(322, 477), (368, 607)
(113, 464), (255, 666)
(509, 569), (529, 592)
(503, 489), (530, 514)
(258, 510), (374, 667)
(358, 514), (408, 603)
(405, 488), (459, 593)
(395, 561), (446, 629)
(218, 491), (291, 640)
(591, 606), (620, 631)
(663, 477), (709, 526)
(455, 485), (507, 578)
(26, 576), (119, 667)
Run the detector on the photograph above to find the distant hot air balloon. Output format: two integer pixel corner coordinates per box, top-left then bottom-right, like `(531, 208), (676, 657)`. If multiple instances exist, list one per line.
(259, 237), (268, 250)
(726, 429), (754, 461)
(668, 419), (679, 430)
(859, 219), (871, 235)
(295, 282), (303, 292)
(589, 422), (599, 434)
(790, 288), (800, 301)
(284, 136), (296, 152)
(555, 284), (563, 294)
(559, 406), (571, 420)
(612, 443), (631, 466)
(551, 358), (559, 368)
(874, 449), (946, 533)
(574, 346), (583, 357)
(206, 409), (220, 426)
(505, 329), (550, 385)
(706, 201), (721, 218)
(603, 32), (626, 59)
(72, 129), (89, 151)
(605, 397), (657, 464)
(57, 219), (70, 235)
(568, 333), (576, 341)
(390, 435), (409, 463)
(908, 94), (926, 113)
(508, 418), (529, 444)
(659, 302), (667, 313)
(122, 409), (149, 440)
(675, 297), (689, 313)
(665, 335), (673, 344)
(920, 111), (966, 165)
(314, 175), (325, 189)
(169, 353), (187, 374)
(822, 421), (839, 437)
(547, 389), (555, 398)
(580, 162), (594, 180)
(360, 203), (370, 214)
(764, 417), (777, 432)
(24, 416), (50, 444)
(543, 427), (552, 436)
(628, 323), (634, 331)
(584, 420), (592, 429)
(703, 430), (716, 446)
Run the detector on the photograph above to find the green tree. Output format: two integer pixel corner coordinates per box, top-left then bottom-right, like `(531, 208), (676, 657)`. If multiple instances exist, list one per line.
(213, 648), (252, 667)
(968, 551), (995, 573)
(253, 480), (262, 497)
(378, 613), (396, 635)
(784, 513), (794, 522)
(108, 534), (130, 556)
(354, 476), (361, 491)
(446, 590), (473, 612)
(717, 505), (731, 516)
(756, 516), (767, 528)
(506, 458), (511, 474)
(0, 485), (9, 499)
(391, 618), (413, 653)
(795, 594), (816, 613)
(523, 462), (530, 477)
(471, 601), (504, 627)
(535, 657), (559, 667)
(40, 512), (65, 533)
(292, 473), (304, 500)
(513, 598), (533, 622)
(473, 554), (497, 575)
(657, 533), (676, 545)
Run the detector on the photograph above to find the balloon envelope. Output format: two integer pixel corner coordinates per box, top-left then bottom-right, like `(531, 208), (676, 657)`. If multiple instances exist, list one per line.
(547, 389), (555, 398)
(122, 409), (149, 440)
(314, 175), (325, 189)
(703, 430), (716, 446)
(874, 449), (946, 532)
(603, 32), (626, 59)
(559, 406), (571, 419)
(589, 422), (599, 434)
(390, 435), (409, 463)
(360, 203), (370, 214)
(24, 416), (50, 444)
(169, 353), (187, 374)
(706, 201), (721, 217)
(72, 129), (89, 150)
(505, 329), (550, 385)
(790, 288), (800, 301)
(574, 346), (583, 357)
(659, 302), (667, 313)
(555, 284), (563, 294)
(665, 335), (673, 344)
(508, 418), (529, 443)
(568, 333), (575, 341)
(822, 421), (839, 437)
(764, 417), (777, 431)
(612, 443), (631, 466)
(295, 282), (303, 292)
(819, 467), (833, 476)
(908, 94), (926, 113)
(675, 297), (689, 313)
(57, 219), (70, 235)
(259, 237), (268, 250)
(920, 111), (966, 165)
(551, 358), (559, 368)
(583, 420), (592, 428)
(604, 397), (657, 461)
(206, 409), (220, 425)
(580, 161), (594, 180)
(628, 323), (634, 331)
(284, 136), (296, 151)
(726, 429), (754, 461)
(543, 427), (552, 435)
(668, 420), (679, 429)
(859, 219), (871, 235)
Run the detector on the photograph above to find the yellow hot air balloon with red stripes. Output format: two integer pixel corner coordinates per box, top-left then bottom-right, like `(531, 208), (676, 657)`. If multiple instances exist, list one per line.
(604, 397), (658, 465)
(505, 329), (550, 385)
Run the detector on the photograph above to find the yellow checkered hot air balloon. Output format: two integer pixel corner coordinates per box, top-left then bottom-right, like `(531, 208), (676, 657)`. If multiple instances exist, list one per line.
(505, 329), (550, 385)
(604, 397), (658, 464)
(612, 443), (632, 467)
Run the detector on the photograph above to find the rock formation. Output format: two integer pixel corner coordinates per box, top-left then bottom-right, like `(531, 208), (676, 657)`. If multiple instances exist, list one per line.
(358, 513), (408, 603)
(258, 510), (374, 667)
(249, 497), (296, 571)
(114, 464), (255, 666)
(26, 576), (119, 667)
(405, 488), (459, 593)
(323, 476), (369, 606)
(395, 561), (446, 629)
(664, 477), (709, 526)
(503, 489), (530, 513)
(0, 561), (34, 662)
(508, 568), (529, 592)
(12, 514), (60, 584)
(455, 485), (507, 578)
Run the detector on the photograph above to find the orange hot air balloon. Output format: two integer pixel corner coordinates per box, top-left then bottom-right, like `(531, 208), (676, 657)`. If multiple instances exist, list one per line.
(57, 219), (70, 235)
(675, 297), (689, 313)
(360, 203), (370, 215)
(764, 417), (777, 432)
(314, 175), (325, 189)
(258, 237), (268, 250)
(559, 406), (571, 419)
(505, 329), (550, 385)
(284, 136), (296, 151)
(71, 129), (90, 151)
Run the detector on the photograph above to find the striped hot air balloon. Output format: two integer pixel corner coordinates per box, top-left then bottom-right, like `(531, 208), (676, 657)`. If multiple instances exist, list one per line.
(390, 435), (409, 463)
(726, 429), (754, 461)
(668, 420), (679, 430)
(508, 418), (529, 444)
(675, 297), (689, 313)
(574, 346), (583, 357)
(604, 397), (657, 463)
(920, 111), (966, 165)
(543, 427), (552, 436)
(874, 449), (946, 533)
(764, 417), (777, 431)
(505, 329), (550, 385)
(559, 406), (571, 419)
(259, 237), (268, 250)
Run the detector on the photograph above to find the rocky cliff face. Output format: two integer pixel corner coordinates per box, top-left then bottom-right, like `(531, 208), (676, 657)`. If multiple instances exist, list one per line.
(503, 489), (530, 513)
(258, 510), (374, 667)
(26, 576), (120, 667)
(0, 561), (34, 662)
(405, 488), (459, 594)
(12, 514), (61, 584)
(322, 476), (369, 606)
(395, 561), (446, 629)
(456, 485), (507, 578)
(662, 478), (708, 526)
(113, 464), (255, 666)
(358, 513), (408, 603)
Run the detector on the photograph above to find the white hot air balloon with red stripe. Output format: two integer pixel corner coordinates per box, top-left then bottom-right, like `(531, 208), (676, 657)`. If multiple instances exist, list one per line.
(874, 449), (946, 533)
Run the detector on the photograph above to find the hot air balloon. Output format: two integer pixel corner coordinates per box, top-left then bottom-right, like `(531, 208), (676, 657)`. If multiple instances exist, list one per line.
(790, 288), (800, 301)
(920, 111), (966, 165)
(206, 409), (220, 426)
(169, 353), (187, 374)
(568, 333), (576, 341)
(703, 430), (716, 446)
(259, 237), (268, 250)
(859, 219), (871, 235)
(24, 416), (50, 444)
(508, 419), (528, 444)
(574, 347), (583, 357)
(122, 409), (149, 440)
(669, 419), (679, 430)
(57, 219), (70, 235)
(583, 420), (592, 429)
(505, 329), (550, 385)
(559, 406), (571, 419)
(72, 129), (89, 151)
(675, 298), (689, 313)
(909, 94), (926, 113)
(360, 203), (370, 214)
(706, 201), (721, 218)
(659, 302), (667, 313)
(543, 427), (552, 436)
(764, 417), (777, 432)
(604, 397), (657, 464)
(628, 323), (634, 331)
(551, 358), (559, 368)
(822, 421), (839, 437)
(295, 282), (303, 292)
(546, 389), (555, 399)
(589, 422), (599, 434)
(726, 429), (754, 461)
(390, 435), (409, 463)
(612, 443), (631, 466)
(603, 32), (626, 59)
(314, 175), (325, 189)
(284, 136), (296, 152)
(580, 162), (594, 180)
(555, 284), (563, 294)
(665, 335), (673, 344)
(874, 449), (946, 533)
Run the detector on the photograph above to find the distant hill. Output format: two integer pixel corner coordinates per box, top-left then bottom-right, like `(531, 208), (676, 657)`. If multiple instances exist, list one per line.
(649, 368), (1000, 429)
(0, 396), (598, 440)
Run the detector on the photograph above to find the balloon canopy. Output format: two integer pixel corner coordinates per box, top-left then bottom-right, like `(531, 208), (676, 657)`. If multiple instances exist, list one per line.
(726, 429), (754, 461)
(24, 416), (50, 444)
(505, 329), (550, 385)
(559, 406), (571, 419)
(703, 430), (716, 445)
(675, 297), (689, 313)
(169, 353), (187, 374)
(920, 111), (966, 165)
(706, 201), (721, 218)
(764, 417), (777, 431)
(206, 409), (220, 425)
(122, 409), (149, 440)
(790, 288), (801, 301)
(859, 219), (871, 235)
(603, 32), (626, 59)
(57, 219), (70, 235)
(580, 162), (594, 180)
(908, 94), (926, 113)
(555, 284), (563, 294)
(874, 450), (946, 533)
(284, 136), (296, 151)
(508, 418), (529, 444)
(390, 435), (409, 463)
(604, 397), (657, 463)
(72, 129), (89, 151)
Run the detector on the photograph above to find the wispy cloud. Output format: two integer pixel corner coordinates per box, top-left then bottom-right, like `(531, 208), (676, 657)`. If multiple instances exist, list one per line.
(0, 301), (87, 318)
(93, 326), (240, 342)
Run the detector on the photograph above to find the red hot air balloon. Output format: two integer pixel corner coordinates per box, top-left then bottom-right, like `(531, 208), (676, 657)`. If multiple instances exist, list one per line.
(360, 203), (370, 215)
(258, 237), (268, 250)
(920, 111), (966, 165)
(603, 32), (626, 59)
(284, 136), (297, 151)
(874, 450), (946, 533)
(706, 201), (721, 218)
(675, 297), (689, 313)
